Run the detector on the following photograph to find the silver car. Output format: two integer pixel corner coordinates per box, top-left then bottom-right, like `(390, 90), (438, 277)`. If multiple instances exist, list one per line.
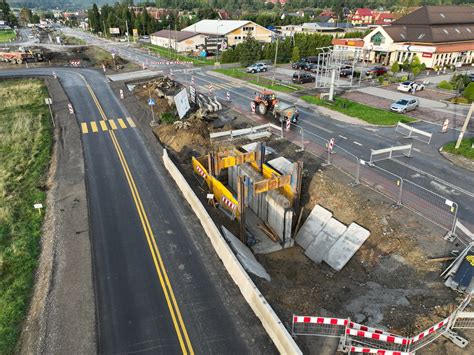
(390, 98), (419, 113)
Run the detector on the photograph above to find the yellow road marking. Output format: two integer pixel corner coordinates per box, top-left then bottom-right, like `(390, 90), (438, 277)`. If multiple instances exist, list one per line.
(99, 120), (108, 131)
(117, 118), (127, 129)
(126, 117), (136, 127)
(90, 121), (98, 133)
(109, 119), (117, 130)
(83, 82), (194, 355)
(81, 122), (88, 134)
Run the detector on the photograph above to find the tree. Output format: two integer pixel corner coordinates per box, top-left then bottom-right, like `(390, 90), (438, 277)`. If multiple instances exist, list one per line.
(391, 62), (400, 73)
(20, 7), (32, 24)
(291, 46), (300, 63)
(463, 82), (474, 102)
(88, 4), (101, 33)
(410, 56), (422, 79)
(239, 35), (262, 66)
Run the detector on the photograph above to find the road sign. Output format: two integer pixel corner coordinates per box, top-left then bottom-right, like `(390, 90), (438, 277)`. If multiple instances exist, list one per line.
(68, 103), (74, 114)
(45, 98), (52, 105)
(442, 119), (449, 133)
(328, 138), (335, 152)
(148, 98), (155, 106)
(119, 89), (124, 99)
(251, 101), (256, 113)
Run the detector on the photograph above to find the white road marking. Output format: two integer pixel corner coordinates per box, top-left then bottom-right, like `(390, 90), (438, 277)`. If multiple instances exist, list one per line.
(338, 135), (348, 140)
(413, 147), (421, 152)
(353, 141), (363, 146)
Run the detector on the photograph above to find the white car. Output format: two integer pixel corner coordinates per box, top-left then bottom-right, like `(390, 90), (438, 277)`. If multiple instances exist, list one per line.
(397, 81), (425, 92)
(246, 63), (267, 73)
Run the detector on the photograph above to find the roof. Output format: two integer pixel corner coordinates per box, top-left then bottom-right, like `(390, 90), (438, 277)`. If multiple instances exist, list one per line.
(383, 24), (474, 43)
(181, 20), (252, 35)
(393, 5), (474, 26)
(434, 42), (474, 53)
(315, 15), (332, 22)
(151, 30), (201, 42)
(302, 22), (352, 29)
(354, 8), (373, 17)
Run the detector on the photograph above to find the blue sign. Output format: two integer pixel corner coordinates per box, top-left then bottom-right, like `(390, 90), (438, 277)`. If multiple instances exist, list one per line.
(148, 98), (155, 106)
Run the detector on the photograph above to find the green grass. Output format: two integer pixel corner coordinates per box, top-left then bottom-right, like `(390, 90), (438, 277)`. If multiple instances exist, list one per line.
(143, 44), (214, 66)
(0, 79), (53, 354)
(0, 30), (16, 43)
(214, 68), (302, 93)
(301, 95), (416, 125)
(443, 137), (474, 160)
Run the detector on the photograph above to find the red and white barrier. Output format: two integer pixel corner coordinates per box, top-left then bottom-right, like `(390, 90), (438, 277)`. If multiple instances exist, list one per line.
(349, 346), (411, 355)
(119, 89), (124, 100)
(346, 328), (410, 346)
(226, 91), (230, 101)
(293, 316), (348, 326)
(196, 165), (206, 178)
(441, 119), (449, 133)
(409, 317), (450, 345)
(251, 101), (256, 113)
(68, 103), (74, 114)
(221, 196), (236, 210)
(208, 83), (214, 95)
(328, 137), (335, 152)
(285, 118), (291, 131)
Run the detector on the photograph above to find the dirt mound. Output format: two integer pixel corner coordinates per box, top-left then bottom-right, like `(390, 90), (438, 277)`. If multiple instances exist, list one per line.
(154, 117), (210, 159)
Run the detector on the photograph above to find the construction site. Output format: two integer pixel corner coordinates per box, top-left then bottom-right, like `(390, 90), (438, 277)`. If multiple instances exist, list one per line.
(110, 71), (474, 355)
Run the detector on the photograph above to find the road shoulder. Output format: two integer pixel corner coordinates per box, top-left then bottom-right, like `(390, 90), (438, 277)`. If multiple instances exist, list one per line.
(19, 77), (96, 354)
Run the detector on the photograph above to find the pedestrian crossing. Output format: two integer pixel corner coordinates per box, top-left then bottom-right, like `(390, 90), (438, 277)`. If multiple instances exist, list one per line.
(81, 118), (136, 134)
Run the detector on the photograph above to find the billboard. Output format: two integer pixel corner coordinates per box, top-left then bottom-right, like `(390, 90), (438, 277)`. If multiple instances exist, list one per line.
(174, 88), (191, 119)
(109, 27), (120, 35)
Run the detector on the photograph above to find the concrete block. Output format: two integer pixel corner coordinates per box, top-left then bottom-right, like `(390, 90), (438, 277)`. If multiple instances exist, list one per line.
(221, 226), (271, 280)
(295, 205), (332, 250)
(267, 156), (293, 176)
(324, 223), (370, 271)
(304, 218), (347, 264)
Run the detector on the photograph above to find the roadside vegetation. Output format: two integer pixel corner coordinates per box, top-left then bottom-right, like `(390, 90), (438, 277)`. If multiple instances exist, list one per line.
(301, 95), (416, 125)
(0, 79), (53, 354)
(214, 68), (302, 93)
(0, 30), (16, 43)
(443, 138), (474, 160)
(143, 43), (214, 66)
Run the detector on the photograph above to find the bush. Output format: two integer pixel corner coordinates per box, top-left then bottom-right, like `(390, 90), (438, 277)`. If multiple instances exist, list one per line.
(391, 62), (400, 73)
(450, 96), (469, 104)
(438, 80), (454, 90)
(160, 112), (177, 123)
(463, 82), (474, 102)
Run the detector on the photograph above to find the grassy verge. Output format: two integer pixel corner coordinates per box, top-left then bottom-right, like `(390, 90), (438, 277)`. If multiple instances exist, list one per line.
(214, 68), (302, 93)
(0, 79), (53, 354)
(0, 30), (16, 43)
(143, 43), (214, 66)
(301, 95), (416, 125)
(443, 137), (474, 160)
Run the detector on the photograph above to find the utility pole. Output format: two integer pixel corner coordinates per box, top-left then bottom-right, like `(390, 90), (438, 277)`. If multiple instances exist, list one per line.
(125, 19), (129, 43)
(455, 101), (474, 149)
(272, 36), (279, 86)
(168, 24), (171, 58)
(329, 67), (336, 101)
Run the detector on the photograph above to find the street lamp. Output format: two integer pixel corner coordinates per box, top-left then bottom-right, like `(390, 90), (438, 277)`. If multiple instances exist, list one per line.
(215, 21), (224, 63)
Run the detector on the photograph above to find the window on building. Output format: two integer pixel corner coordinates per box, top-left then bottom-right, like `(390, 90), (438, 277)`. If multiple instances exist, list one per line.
(440, 13), (445, 18)
(242, 26), (254, 32)
(234, 36), (241, 40)
(417, 33), (425, 40)
(370, 32), (385, 45)
(467, 28), (472, 33)
(400, 33), (406, 40)
(455, 28), (460, 34)
(443, 29), (449, 34)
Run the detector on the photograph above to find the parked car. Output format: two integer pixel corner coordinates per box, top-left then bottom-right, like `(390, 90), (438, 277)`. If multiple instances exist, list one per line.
(397, 81), (425, 92)
(390, 98), (419, 113)
(246, 63), (267, 73)
(292, 72), (315, 84)
(339, 65), (354, 77)
(292, 60), (307, 70)
(366, 66), (388, 76)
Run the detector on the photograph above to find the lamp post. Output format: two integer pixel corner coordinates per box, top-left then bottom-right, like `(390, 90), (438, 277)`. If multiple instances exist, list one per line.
(215, 22), (224, 63)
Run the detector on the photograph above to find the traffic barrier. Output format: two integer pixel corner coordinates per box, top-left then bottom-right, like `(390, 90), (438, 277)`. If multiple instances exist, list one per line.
(369, 144), (412, 164)
(442, 119), (449, 133)
(163, 149), (302, 355)
(408, 317), (450, 352)
(68, 103), (74, 114)
(396, 122), (432, 144)
(348, 346), (411, 355)
(292, 316), (348, 337)
(251, 101), (256, 113)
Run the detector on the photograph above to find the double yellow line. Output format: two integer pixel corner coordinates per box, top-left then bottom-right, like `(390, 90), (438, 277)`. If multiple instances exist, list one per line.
(83, 80), (194, 354)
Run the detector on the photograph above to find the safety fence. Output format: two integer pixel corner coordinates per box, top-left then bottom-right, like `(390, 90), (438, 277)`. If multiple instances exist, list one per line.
(396, 122), (432, 144)
(282, 121), (462, 236)
(292, 294), (473, 354)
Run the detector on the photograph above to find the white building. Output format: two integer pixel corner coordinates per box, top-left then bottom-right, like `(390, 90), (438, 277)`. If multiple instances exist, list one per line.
(150, 30), (207, 53)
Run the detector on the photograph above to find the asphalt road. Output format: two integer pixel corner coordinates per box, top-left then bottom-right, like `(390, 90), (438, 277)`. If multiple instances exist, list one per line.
(60, 27), (473, 230)
(0, 68), (274, 354)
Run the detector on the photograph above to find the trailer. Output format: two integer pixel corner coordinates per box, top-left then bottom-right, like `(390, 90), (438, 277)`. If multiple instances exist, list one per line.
(0, 48), (43, 64)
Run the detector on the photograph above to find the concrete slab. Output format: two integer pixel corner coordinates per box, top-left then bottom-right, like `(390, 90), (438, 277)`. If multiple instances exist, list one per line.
(324, 223), (370, 271)
(304, 218), (347, 264)
(241, 143), (275, 156)
(246, 209), (283, 255)
(106, 69), (162, 82)
(295, 205), (332, 250)
(267, 156), (294, 176)
(221, 226), (271, 281)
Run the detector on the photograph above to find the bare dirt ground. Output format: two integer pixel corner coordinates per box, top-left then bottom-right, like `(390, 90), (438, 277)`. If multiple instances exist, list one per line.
(121, 75), (473, 354)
